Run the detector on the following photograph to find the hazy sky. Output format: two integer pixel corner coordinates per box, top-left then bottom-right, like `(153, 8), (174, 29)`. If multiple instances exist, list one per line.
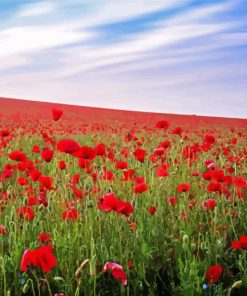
(0, 0), (246, 118)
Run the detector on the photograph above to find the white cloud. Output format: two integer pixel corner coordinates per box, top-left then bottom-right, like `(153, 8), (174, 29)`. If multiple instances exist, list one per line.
(17, 1), (56, 17)
(56, 1), (237, 77)
(0, 25), (92, 59)
(59, 22), (233, 77)
(0, 56), (31, 71)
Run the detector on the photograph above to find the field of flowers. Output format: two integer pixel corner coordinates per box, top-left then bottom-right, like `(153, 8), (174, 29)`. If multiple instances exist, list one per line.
(0, 100), (246, 296)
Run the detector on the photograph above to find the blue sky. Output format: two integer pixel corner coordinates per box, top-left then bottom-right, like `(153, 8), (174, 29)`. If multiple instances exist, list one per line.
(0, 0), (246, 118)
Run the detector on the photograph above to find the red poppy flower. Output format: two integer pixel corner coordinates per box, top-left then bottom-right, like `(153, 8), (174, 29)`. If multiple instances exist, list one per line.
(177, 183), (191, 193)
(16, 206), (35, 221)
(134, 182), (148, 194)
(20, 245), (57, 273)
(120, 169), (135, 181)
(38, 233), (52, 244)
(57, 139), (80, 154)
(233, 176), (247, 188)
(133, 149), (146, 163)
(155, 120), (169, 129)
(205, 265), (222, 285)
(172, 127), (183, 136)
(115, 200), (134, 217)
(17, 177), (29, 186)
(52, 109), (63, 121)
(30, 169), (42, 181)
(41, 148), (54, 163)
(94, 143), (106, 156)
(204, 135), (216, 144)
(0, 225), (6, 235)
(39, 176), (53, 190)
(148, 207), (156, 215)
(0, 129), (9, 137)
(62, 209), (79, 221)
(9, 151), (27, 162)
(99, 193), (119, 212)
(231, 236), (247, 250)
(207, 182), (221, 193)
(32, 145), (40, 153)
(156, 167), (169, 177)
(127, 260), (134, 270)
(167, 196), (178, 206)
(203, 199), (216, 211)
(59, 160), (66, 170)
(103, 262), (127, 286)
(115, 161), (128, 170)
(154, 148), (165, 156)
(72, 146), (96, 159)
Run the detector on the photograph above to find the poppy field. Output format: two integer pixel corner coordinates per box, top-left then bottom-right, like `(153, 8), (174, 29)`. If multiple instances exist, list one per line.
(0, 98), (247, 296)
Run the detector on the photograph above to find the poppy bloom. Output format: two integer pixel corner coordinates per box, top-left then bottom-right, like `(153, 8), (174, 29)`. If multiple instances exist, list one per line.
(62, 209), (79, 221)
(154, 148), (165, 156)
(20, 245), (57, 273)
(72, 146), (96, 160)
(57, 139), (80, 154)
(233, 176), (247, 189)
(127, 260), (134, 270)
(0, 225), (6, 235)
(120, 169), (135, 181)
(204, 135), (216, 144)
(156, 120), (169, 129)
(167, 196), (178, 206)
(17, 177), (29, 186)
(116, 200), (134, 217)
(41, 148), (54, 163)
(231, 236), (247, 250)
(115, 161), (128, 170)
(203, 199), (216, 211)
(99, 193), (119, 212)
(94, 143), (106, 156)
(32, 145), (40, 153)
(16, 207), (35, 221)
(52, 109), (63, 121)
(38, 233), (52, 244)
(148, 207), (156, 215)
(39, 176), (53, 190)
(133, 149), (146, 163)
(177, 183), (191, 193)
(103, 262), (127, 286)
(129, 221), (136, 232)
(205, 265), (222, 285)
(59, 160), (66, 170)
(9, 151), (27, 162)
(172, 127), (183, 136)
(30, 169), (42, 181)
(156, 167), (169, 177)
(134, 182), (148, 194)
(0, 129), (9, 137)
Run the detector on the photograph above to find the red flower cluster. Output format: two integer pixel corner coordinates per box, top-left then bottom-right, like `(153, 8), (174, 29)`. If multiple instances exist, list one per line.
(177, 183), (191, 193)
(20, 245), (57, 273)
(155, 120), (169, 129)
(52, 109), (63, 121)
(16, 206), (35, 221)
(98, 192), (133, 217)
(231, 235), (247, 250)
(62, 208), (79, 221)
(205, 265), (222, 285)
(103, 262), (127, 286)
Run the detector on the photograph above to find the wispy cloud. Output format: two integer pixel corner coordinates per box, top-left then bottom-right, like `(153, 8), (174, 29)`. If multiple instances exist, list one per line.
(17, 1), (56, 17)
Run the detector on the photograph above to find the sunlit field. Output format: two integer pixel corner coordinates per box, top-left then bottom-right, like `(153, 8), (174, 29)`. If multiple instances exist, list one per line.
(0, 99), (246, 296)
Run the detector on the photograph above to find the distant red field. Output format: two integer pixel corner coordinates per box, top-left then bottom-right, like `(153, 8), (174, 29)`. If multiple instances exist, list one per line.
(0, 97), (246, 128)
